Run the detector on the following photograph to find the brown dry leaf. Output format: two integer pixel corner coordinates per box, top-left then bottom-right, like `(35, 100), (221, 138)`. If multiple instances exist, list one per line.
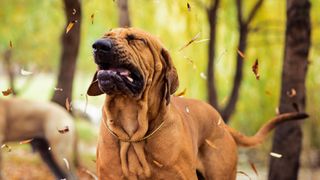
(2, 88), (13, 96)
(237, 49), (245, 58)
(175, 88), (187, 97)
(72, 8), (76, 15)
(19, 138), (34, 145)
(65, 97), (71, 112)
(248, 161), (259, 176)
(179, 32), (200, 51)
(286, 88), (297, 98)
(66, 20), (77, 34)
(58, 126), (69, 134)
(237, 171), (251, 180)
(9, 40), (13, 48)
(252, 59), (260, 80)
(270, 152), (282, 158)
(63, 158), (70, 170)
(205, 139), (217, 149)
(1, 144), (12, 152)
(187, 2), (191, 11)
(90, 13), (95, 24)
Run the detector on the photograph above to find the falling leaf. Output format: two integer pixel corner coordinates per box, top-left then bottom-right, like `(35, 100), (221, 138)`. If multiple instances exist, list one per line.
(252, 59), (260, 80)
(20, 69), (33, 76)
(265, 91), (271, 96)
(152, 160), (164, 168)
(9, 40), (13, 48)
(205, 139), (217, 149)
(179, 32), (200, 51)
(90, 13), (95, 24)
(216, 49), (227, 64)
(187, 2), (191, 11)
(286, 88), (297, 98)
(65, 98), (72, 112)
(248, 161), (259, 176)
(84, 94), (88, 113)
(185, 106), (190, 113)
(58, 126), (69, 134)
(237, 171), (251, 180)
(217, 117), (222, 125)
(72, 8), (76, 15)
(292, 102), (299, 112)
(270, 152), (282, 158)
(66, 20), (77, 34)
(63, 158), (70, 170)
(19, 138), (34, 144)
(184, 56), (197, 69)
(1, 144), (11, 152)
(175, 88), (187, 97)
(237, 49), (245, 58)
(54, 87), (63, 91)
(82, 168), (98, 180)
(200, 72), (207, 80)
(194, 39), (210, 43)
(2, 88), (13, 96)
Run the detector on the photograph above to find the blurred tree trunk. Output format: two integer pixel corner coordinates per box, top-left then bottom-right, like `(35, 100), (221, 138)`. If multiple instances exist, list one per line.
(206, 0), (264, 123)
(117, 0), (131, 27)
(51, 0), (81, 107)
(268, 0), (311, 179)
(3, 49), (17, 96)
(206, 0), (220, 109)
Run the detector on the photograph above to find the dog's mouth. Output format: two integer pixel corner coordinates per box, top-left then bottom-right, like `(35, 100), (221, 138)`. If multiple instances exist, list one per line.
(96, 62), (144, 96)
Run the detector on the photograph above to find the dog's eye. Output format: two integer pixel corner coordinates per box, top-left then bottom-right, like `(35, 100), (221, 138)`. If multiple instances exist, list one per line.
(126, 34), (136, 41)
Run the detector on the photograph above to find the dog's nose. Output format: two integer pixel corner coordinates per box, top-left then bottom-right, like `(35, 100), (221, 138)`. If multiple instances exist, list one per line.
(92, 39), (113, 52)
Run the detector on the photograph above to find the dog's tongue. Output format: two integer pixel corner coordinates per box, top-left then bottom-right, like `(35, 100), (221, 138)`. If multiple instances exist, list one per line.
(108, 68), (130, 76)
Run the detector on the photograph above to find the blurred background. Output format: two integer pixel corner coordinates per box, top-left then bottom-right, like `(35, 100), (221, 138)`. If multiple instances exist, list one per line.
(0, 0), (319, 179)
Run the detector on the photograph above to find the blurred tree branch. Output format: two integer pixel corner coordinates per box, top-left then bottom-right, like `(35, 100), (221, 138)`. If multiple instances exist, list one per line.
(117, 0), (131, 27)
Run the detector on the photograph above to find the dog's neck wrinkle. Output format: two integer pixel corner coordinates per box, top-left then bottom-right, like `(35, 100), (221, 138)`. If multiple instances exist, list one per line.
(105, 96), (140, 136)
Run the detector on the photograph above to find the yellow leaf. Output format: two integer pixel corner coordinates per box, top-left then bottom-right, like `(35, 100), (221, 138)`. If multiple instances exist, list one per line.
(66, 20), (77, 34)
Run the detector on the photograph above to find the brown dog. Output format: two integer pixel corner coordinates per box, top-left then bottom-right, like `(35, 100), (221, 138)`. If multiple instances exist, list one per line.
(0, 98), (78, 179)
(87, 28), (307, 179)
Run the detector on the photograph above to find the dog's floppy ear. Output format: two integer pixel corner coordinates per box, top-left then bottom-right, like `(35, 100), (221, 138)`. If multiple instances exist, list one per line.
(161, 48), (179, 105)
(87, 71), (104, 96)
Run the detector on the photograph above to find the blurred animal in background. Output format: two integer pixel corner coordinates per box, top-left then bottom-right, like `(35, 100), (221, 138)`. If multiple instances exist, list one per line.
(0, 98), (78, 179)
(87, 28), (308, 180)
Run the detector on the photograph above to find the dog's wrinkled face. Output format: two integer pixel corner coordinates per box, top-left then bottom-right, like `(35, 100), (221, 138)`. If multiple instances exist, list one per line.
(87, 28), (179, 103)
(92, 29), (148, 96)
